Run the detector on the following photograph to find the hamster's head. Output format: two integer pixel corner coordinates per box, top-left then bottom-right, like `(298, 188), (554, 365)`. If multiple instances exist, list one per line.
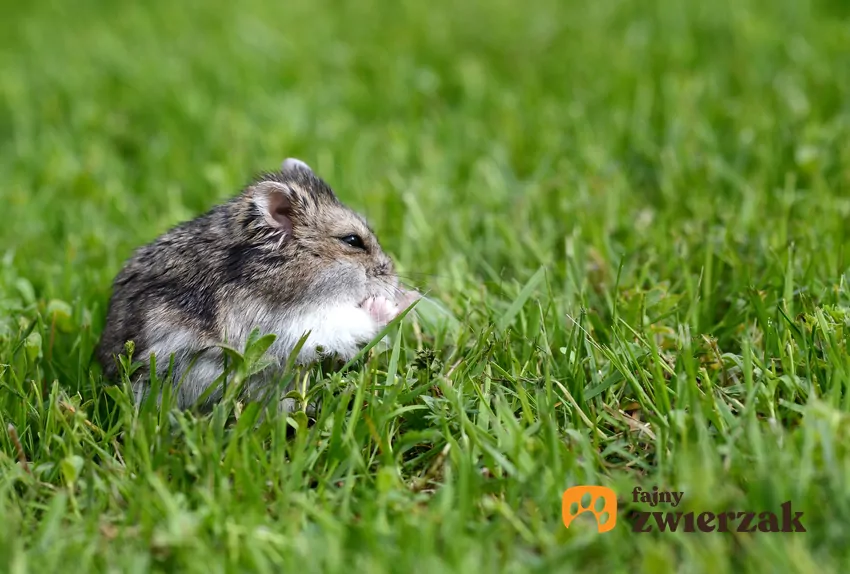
(238, 158), (410, 313)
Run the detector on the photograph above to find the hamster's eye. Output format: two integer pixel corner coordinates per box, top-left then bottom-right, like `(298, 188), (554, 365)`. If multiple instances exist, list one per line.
(340, 234), (366, 250)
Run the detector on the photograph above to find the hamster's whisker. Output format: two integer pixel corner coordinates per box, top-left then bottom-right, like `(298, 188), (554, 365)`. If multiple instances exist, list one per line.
(394, 273), (452, 283)
(395, 280), (421, 294)
(395, 271), (445, 278)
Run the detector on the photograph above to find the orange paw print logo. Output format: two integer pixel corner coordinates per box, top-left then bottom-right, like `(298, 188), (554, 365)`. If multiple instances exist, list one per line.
(562, 486), (617, 533)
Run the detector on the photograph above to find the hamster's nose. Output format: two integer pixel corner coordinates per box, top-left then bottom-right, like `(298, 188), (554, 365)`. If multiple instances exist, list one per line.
(374, 258), (393, 276)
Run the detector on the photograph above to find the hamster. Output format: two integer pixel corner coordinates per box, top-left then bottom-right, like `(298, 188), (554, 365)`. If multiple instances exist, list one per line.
(96, 157), (419, 412)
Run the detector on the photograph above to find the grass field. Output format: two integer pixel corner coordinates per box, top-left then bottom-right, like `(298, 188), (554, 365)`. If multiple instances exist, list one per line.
(2, 0), (850, 571)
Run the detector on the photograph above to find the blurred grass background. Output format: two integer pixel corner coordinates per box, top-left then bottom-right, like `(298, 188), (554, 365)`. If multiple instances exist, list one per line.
(1, 0), (850, 571)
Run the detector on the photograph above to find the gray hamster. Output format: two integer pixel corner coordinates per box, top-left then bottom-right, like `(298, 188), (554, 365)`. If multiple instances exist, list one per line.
(96, 158), (419, 412)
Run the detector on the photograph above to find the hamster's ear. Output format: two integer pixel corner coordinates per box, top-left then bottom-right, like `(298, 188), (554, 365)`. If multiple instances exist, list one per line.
(252, 181), (294, 237)
(281, 158), (313, 175)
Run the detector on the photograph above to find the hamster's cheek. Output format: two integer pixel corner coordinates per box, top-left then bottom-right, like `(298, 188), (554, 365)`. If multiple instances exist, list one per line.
(311, 262), (369, 306)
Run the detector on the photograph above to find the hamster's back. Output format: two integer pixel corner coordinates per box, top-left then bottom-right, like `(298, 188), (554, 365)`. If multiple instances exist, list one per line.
(96, 206), (230, 379)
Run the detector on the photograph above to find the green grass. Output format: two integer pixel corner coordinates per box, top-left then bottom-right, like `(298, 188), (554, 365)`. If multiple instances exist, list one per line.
(2, 0), (850, 571)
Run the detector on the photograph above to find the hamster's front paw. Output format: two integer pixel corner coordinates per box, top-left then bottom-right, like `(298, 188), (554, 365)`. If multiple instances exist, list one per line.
(361, 296), (400, 325)
(361, 290), (421, 326)
(397, 288), (421, 310)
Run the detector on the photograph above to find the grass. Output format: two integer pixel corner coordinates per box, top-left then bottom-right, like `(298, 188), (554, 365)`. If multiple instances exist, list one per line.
(1, 0), (850, 571)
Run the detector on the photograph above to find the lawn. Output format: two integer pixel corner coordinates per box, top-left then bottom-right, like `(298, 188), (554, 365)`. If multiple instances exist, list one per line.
(1, 0), (850, 571)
